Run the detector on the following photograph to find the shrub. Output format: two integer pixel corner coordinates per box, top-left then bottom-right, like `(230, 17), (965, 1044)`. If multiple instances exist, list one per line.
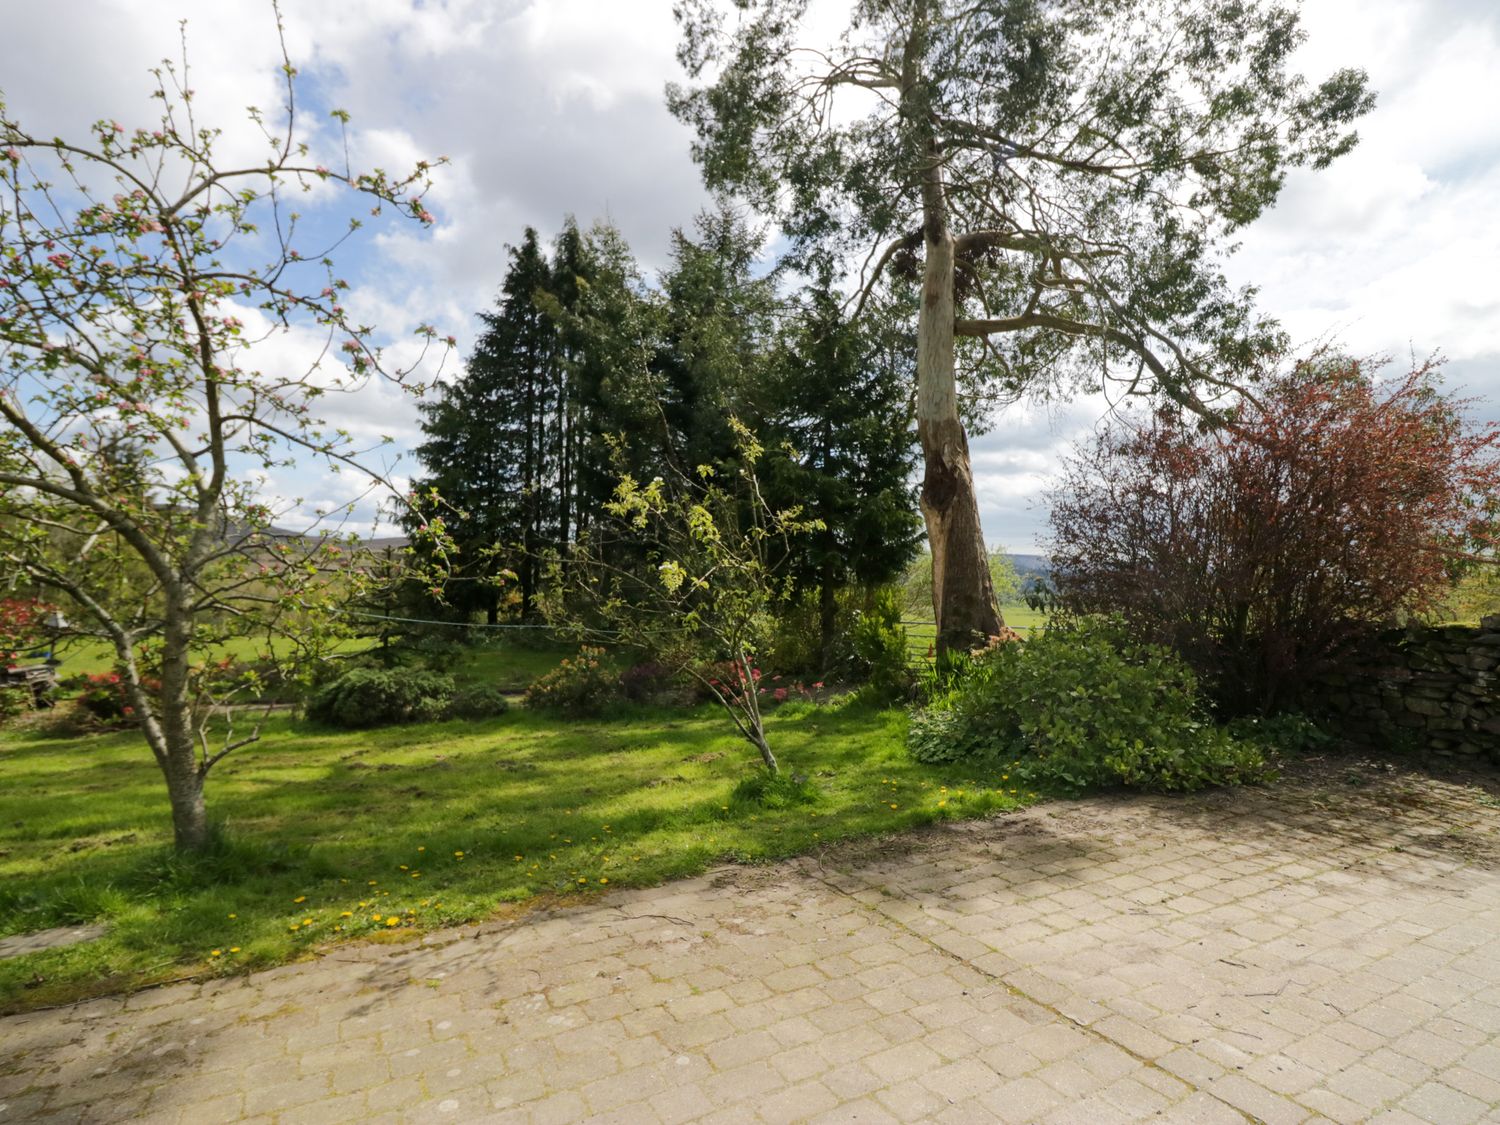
(443, 684), (511, 721)
(306, 668), (455, 728)
(908, 618), (1269, 792)
(76, 672), (145, 726)
(620, 660), (675, 703)
(0, 685), (30, 723)
(1048, 358), (1500, 712)
(523, 647), (619, 716)
(852, 587), (911, 703)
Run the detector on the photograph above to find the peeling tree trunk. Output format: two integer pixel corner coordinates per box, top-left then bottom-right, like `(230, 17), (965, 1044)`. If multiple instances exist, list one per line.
(902, 0), (1003, 658)
(916, 227), (1004, 656)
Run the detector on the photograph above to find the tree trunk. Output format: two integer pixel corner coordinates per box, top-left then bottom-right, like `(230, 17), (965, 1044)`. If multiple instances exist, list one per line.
(904, 0), (1003, 659)
(164, 756), (210, 851)
(819, 545), (838, 674)
(915, 224), (1003, 656)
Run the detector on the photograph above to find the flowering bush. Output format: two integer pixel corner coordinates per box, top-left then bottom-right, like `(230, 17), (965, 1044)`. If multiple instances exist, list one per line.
(76, 672), (144, 726)
(1, 597), (48, 667)
(524, 648), (619, 716)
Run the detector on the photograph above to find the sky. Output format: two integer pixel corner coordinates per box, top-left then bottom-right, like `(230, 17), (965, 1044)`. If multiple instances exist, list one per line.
(3, 0), (1497, 552)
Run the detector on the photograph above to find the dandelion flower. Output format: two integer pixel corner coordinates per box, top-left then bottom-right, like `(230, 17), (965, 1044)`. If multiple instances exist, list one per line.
(227, 913), (237, 919)
(293, 896), (307, 903)
(386, 917), (399, 927)
(578, 878), (587, 884)
(418, 846), (426, 852)
(229, 947), (240, 953)
(599, 878), (609, 884)
(341, 911), (353, 918)
(210, 949), (222, 957)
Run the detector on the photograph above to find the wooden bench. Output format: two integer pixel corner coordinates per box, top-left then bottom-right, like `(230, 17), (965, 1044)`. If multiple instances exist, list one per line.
(1, 663), (59, 708)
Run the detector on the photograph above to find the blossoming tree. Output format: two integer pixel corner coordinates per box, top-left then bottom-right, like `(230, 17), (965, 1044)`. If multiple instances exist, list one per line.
(0, 21), (451, 849)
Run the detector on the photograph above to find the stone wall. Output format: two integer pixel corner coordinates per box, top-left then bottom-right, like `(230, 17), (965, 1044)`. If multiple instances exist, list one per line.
(1312, 617), (1500, 765)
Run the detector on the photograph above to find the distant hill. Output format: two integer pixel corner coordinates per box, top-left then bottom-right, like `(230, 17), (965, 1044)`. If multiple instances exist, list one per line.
(1008, 553), (1050, 577)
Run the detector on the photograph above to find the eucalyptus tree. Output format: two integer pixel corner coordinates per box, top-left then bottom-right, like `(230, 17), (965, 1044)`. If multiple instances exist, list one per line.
(0, 35), (448, 849)
(669, 0), (1373, 654)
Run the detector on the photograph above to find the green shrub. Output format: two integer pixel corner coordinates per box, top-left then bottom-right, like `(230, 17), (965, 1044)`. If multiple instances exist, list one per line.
(1226, 711), (1333, 756)
(306, 668), (455, 728)
(908, 617), (1268, 792)
(0, 685), (30, 723)
(852, 587), (911, 703)
(523, 647), (619, 716)
(444, 684), (511, 721)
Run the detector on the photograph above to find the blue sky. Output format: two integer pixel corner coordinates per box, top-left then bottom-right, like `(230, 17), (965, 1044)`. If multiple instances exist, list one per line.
(4, 0), (1497, 551)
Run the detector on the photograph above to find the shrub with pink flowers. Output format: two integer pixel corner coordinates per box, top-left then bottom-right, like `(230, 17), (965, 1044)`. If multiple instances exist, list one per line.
(75, 672), (147, 726)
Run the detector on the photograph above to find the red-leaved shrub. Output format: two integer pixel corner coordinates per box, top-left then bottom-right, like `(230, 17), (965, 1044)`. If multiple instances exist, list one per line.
(1048, 357), (1500, 712)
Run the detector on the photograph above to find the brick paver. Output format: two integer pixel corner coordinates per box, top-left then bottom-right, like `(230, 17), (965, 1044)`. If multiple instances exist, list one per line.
(3, 760), (1499, 1123)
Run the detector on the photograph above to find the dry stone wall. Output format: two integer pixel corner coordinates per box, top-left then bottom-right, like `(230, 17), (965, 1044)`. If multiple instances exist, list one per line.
(1312, 617), (1500, 765)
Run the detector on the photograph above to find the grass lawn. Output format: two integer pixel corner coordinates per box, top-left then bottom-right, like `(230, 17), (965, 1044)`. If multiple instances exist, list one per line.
(902, 604), (1048, 664)
(0, 696), (1037, 1012)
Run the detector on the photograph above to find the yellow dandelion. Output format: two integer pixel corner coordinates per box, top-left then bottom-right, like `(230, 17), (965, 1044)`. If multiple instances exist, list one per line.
(229, 947), (240, 953)
(386, 917), (399, 927)
(938, 800), (948, 808)
(418, 846), (426, 852)
(889, 803), (899, 809)
(599, 878), (609, 884)
(577, 878), (587, 884)
(372, 913), (383, 921)
(210, 949), (222, 957)
(227, 913), (237, 919)
(399, 865), (409, 871)
(454, 851), (464, 858)
(341, 911), (353, 918)
(293, 896), (306, 903)
(411, 872), (421, 878)
(368, 880), (378, 886)
(514, 855), (523, 862)
(303, 917), (312, 925)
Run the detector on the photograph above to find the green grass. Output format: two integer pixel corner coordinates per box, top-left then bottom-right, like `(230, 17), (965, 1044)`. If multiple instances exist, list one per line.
(0, 696), (1037, 1012)
(902, 604), (1048, 663)
(38, 634), (373, 679)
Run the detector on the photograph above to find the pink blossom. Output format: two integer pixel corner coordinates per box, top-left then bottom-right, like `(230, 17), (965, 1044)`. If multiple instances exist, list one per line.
(111, 121), (125, 133)
(3, 147), (19, 162)
(773, 688), (787, 702)
(812, 681), (824, 689)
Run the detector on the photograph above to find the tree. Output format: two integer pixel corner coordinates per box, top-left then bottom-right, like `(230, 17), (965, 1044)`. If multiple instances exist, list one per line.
(411, 219), (661, 620)
(670, 0), (1374, 655)
(763, 277), (922, 664)
(544, 423), (820, 773)
(0, 25), (448, 848)
(1047, 358), (1500, 712)
(654, 206), (778, 475)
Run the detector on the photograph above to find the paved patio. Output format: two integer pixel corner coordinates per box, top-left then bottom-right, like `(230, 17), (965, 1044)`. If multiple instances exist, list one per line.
(3, 758), (1499, 1124)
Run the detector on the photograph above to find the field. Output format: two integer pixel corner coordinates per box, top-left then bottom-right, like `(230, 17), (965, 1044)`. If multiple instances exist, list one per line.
(0, 683), (1036, 1013)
